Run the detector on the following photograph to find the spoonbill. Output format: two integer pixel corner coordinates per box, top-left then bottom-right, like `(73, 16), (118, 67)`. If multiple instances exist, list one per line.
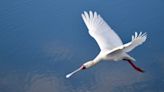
(66, 11), (147, 78)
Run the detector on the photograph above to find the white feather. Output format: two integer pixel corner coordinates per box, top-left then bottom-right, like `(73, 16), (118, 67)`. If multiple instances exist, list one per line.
(123, 32), (147, 52)
(81, 11), (123, 52)
(66, 11), (147, 78)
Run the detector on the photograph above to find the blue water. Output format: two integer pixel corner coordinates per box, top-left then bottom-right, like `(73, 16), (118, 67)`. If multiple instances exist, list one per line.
(0, 0), (164, 92)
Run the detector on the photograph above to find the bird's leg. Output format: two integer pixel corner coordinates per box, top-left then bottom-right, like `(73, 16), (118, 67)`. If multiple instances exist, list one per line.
(123, 59), (144, 73)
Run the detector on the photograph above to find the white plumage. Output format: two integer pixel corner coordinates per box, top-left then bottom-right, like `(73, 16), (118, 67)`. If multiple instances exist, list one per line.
(66, 11), (147, 78)
(82, 11), (123, 51)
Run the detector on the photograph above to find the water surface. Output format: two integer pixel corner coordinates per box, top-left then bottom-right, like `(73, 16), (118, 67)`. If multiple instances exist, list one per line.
(0, 0), (164, 92)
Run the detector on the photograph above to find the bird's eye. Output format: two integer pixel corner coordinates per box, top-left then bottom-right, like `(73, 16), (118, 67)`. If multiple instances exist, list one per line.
(82, 66), (86, 70)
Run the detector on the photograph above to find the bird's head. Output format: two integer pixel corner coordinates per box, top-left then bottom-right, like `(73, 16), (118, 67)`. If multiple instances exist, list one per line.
(80, 60), (95, 70)
(66, 60), (95, 78)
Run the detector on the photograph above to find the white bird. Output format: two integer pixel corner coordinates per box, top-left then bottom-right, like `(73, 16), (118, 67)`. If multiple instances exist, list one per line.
(66, 11), (147, 78)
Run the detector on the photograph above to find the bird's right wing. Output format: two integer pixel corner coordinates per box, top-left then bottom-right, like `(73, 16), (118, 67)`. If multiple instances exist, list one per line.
(81, 11), (123, 51)
(123, 32), (147, 52)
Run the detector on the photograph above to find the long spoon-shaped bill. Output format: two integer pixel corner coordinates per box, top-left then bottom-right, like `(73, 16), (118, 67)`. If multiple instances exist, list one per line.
(66, 67), (82, 78)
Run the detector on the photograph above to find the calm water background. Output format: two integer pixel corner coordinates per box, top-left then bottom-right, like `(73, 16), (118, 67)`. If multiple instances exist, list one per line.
(0, 0), (164, 92)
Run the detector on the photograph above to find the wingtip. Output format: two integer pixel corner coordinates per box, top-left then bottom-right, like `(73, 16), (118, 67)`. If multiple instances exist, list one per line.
(142, 32), (147, 36)
(81, 13), (84, 18)
(82, 11), (99, 17)
(84, 11), (88, 15)
(131, 31), (148, 41)
(139, 32), (142, 36)
(89, 10), (92, 13)
(132, 35), (134, 40)
(94, 11), (97, 17)
(135, 32), (138, 38)
(84, 11), (87, 13)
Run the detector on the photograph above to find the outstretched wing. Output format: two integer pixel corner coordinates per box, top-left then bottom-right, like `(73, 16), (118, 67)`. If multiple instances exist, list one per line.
(81, 11), (123, 51)
(123, 32), (147, 52)
(105, 32), (147, 59)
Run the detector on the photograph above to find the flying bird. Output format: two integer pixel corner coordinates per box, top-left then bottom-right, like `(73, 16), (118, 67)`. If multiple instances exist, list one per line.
(66, 11), (147, 78)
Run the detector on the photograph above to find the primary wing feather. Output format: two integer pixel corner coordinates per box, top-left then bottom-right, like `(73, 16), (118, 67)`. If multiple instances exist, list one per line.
(123, 32), (147, 52)
(104, 32), (147, 57)
(82, 11), (123, 51)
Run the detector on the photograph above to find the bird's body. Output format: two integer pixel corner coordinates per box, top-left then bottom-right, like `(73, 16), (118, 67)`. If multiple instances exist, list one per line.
(66, 11), (147, 78)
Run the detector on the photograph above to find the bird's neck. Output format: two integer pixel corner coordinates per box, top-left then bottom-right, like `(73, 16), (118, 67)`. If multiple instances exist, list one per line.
(92, 55), (102, 65)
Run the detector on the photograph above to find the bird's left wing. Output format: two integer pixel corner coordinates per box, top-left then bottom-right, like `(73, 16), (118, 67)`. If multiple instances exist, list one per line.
(104, 32), (147, 57)
(123, 32), (147, 52)
(81, 11), (123, 51)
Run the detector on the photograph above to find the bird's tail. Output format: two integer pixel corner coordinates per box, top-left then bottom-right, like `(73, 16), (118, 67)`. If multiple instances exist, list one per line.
(124, 54), (136, 62)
